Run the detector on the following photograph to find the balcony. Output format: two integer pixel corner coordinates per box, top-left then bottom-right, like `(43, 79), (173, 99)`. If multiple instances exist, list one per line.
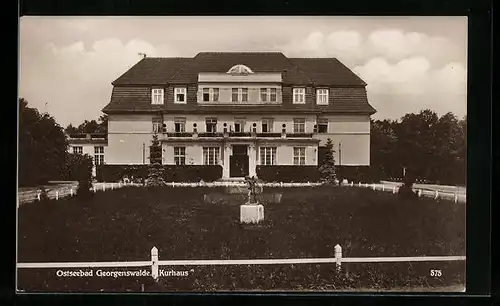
(198, 132), (224, 137)
(287, 133), (314, 138)
(166, 132), (194, 137)
(256, 132), (282, 138)
(228, 132), (252, 137)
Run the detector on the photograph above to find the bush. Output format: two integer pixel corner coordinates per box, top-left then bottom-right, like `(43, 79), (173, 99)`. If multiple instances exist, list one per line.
(318, 138), (337, 184)
(398, 171), (417, 199)
(256, 166), (321, 182)
(61, 153), (94, 198)
(96, 164), (222, 182)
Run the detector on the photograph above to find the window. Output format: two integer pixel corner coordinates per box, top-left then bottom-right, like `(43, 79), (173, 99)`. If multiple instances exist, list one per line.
(317, 118), (328, 133)
(152, 117), (162, 133)
(261, 118), (274, 133)
(232, 88), (239, 102)
(205, 117), (217, 133)
(317, 88), (329, 105)
(234, 118), (245, 132)
(270, 88), (277, 102)
(293, 147), (306, 165)
(260, 147), (277, 165)
(175, 87), (186, 103)
(94, 146), (104, 165)
(260, 88), (268, 102)
(203, 88), (210, 102)
(203, 147), (220, 165)
(293, 118), (306, 133)
(151, 88), (164, 105)
(174, 147), (186, 165)
(213, 88), (219, 102)
(241, 88), (248, 102)
(293, 88), (305, 104)
(174, 117), (186, 133)
(72, 146), (83, 154)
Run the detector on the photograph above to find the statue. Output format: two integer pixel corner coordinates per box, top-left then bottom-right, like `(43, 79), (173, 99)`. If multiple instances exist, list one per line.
(244, 175), (260, 204)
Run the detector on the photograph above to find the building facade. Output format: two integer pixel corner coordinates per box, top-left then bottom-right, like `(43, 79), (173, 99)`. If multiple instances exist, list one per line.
(66, 133), (108, 177)
(102, 52), (376, 180)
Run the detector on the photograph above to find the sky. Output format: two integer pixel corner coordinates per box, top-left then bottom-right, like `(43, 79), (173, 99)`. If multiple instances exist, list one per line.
(19, 16), (467, 127)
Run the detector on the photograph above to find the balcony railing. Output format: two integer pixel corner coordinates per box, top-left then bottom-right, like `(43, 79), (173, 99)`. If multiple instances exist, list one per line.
(166, 132), (194, 137)
(287, 133), (314, 138)
(197, 132), (224, 137)
(228, 132), (252, 137)
(256, 132), (282, 137)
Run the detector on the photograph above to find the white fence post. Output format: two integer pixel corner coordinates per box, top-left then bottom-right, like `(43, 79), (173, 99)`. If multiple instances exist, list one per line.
(334, 244), (342, 272)
(350, 182), (353, 187)
(151, 246), (159, 281)
(434, 190), (439, 200)
(103, 184), (106, 191)
(393, 186), (396, 194)
(454, 194), (458, 203)
(382, 185), (385, 192)
(93, 186), (96, 193)
(372, 184), (375, 191)
(37, 192), (41, 201)
(55, 191), (59, 200)
(118, 182), (122, 188)
(418, 189), (422, 197)
(358, 182), (361, 187)
(70, 188), (73, 196)
(365, 183), (368, 188)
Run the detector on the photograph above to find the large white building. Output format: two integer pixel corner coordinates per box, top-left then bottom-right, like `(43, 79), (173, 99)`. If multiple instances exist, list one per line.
(77, 52), (376, 181)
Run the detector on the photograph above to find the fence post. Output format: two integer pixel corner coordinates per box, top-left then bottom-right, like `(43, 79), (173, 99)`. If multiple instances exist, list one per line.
(151, 246), (159, 281)
(118, 182), (122, 188)
(93, 185), (96, 193)
(55, 191), (59, 200)
(435, 190), (439, 200)
(393, 186), (396, 194)
(372, 184), (375, 190)
(350, 182), (353, 187)
(365, 183), (368, 188)
(103, 184), (106, 192)
(454, 194), (458, 204)
(334, 244), (342, 272)
(70, 188), (73, 196)
(358, 182), (361, 187)
(382, 185), (385, 192)
(111, 183), (114, 190)
(37, 192), (41, 201)
(418, 189), (422, 197)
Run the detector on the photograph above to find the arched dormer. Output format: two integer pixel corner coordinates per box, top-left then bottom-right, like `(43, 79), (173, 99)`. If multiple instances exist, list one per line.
(227, 64), (254, 74)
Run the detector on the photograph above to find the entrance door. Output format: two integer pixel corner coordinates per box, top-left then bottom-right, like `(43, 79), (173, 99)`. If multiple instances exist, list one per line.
(230, 145), (249, 177)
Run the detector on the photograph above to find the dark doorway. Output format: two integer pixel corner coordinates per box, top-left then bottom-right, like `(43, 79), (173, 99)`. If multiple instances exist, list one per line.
(230, 145), (249, 177)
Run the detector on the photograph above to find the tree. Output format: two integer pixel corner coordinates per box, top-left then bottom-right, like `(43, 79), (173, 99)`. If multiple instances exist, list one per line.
(65, 114), (108, 135)
(318, 138), (337, 184)
(145, 133), (166, 186)
(370, 119), (398, 180)
(18, 98), (68, 186)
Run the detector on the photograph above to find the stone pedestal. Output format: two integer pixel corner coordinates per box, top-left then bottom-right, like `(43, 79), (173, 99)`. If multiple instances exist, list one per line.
(240, 204), (264, 224)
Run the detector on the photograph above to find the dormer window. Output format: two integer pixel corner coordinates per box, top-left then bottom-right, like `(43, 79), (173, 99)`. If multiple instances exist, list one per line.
(175, 87), (186, 103)
(227, 64), (254, 74)
(317, 88), (329, 105)
(152, 88), (164, 105)
(293, 88), (305, 104)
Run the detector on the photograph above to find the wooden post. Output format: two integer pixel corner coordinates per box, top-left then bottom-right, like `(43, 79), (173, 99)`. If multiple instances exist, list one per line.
(70, 188), (73, 196)
(382, 185), (385, 192)
(111, 183), (114, 190)
(365, 183), (368, 188)
(151, 246), (159, 281)
(393, 186), (396, 194)
(103, 184), (106, 192)
(37, 192), (41, 201)
(280, 182), (283, 188)
(435, 190), (439, 199)
(93, 185), (96, 193)
(55, 191), (59, 200)
(358, 182), (361, 187)
(454, 194), (458, 203)
(418, 189), (422, 197)
(334, 244), (342, 272)
(372, 184), (375, 190)
(119, 182), (122, 188)
(350, 182), (353, 187)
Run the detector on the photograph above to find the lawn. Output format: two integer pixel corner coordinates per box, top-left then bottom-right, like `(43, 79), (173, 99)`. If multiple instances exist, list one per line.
(17, 186), (465, 292)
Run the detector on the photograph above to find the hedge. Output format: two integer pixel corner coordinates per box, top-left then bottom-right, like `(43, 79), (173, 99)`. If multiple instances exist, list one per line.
(96, 165), (223, 183)
(256, 166), (321, 182)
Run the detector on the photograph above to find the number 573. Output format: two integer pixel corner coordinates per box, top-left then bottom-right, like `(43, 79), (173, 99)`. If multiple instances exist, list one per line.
(430, 269), (442, 277)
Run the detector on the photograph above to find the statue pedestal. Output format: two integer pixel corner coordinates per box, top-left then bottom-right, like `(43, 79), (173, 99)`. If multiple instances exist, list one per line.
(240, 203), (264, 224)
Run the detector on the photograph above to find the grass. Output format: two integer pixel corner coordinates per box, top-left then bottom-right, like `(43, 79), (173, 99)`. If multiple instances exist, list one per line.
(17, 186), (465, 292)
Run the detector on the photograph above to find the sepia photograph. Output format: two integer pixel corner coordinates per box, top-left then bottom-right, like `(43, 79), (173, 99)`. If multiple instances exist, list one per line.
(17, 16), (467, 293)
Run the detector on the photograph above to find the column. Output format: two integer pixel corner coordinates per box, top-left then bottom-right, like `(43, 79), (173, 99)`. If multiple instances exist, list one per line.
(222, 143), (231, 179)
(248, 143), (257, 177)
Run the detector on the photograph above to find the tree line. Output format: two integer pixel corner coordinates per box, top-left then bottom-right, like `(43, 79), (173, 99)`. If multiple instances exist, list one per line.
(18, 97), (466, 187)
(370, 109), (466, 186)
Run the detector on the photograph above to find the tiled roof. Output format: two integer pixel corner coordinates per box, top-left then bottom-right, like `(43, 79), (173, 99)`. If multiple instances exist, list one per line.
(111, 52), (364, 86)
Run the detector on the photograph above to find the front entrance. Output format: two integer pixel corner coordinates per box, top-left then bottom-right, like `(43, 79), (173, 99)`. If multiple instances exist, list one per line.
(230, 145), (249, 177)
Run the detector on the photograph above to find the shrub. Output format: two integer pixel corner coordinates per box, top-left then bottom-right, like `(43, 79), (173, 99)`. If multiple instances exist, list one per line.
(256, 166), (321, 182)
(398, 171), (417, 199)
(96, 164), (222, 182)
(318, 138), (337, 184)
